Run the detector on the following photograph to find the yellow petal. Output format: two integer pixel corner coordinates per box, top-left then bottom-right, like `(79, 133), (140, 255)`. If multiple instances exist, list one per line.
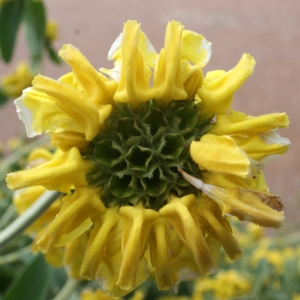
(198, 53), (255, 115)
(181, 30), (211, 67)
(195, 197), (242, 261)
(50, 131), (90, 152)
(36, 187), (105, 252)
(202, 169), (268, 192)
(13, 186), (47, 214)
(178, 170), (284, 228)
(117, 203), (159, 291)
(153, 21), (187, 103)
(59, 44), (117, 105)
(81, 206), (120, 279)
(190, 134), (250, 178)
(55, 217), (93, 247)
(27, 148), (54, 163)
(44, 246), (64, 268)
(150, 216), (201, 293)
(159, 194), (216, 275)
(15, 87), (83, 138)
(182, 63), (204, 100)
(64, 231), (90, 278)
(32, 75), (100, 140)
(210, 110), (290, 135)
(96, 220), (145, 296)
(149, 218), (175, 290)
(6, 147), (87, 193)
(232, 132), (290, 162)
(13, 186), (61, 235)
(81, 289), (120, 300)
(113, 20), (154, 105)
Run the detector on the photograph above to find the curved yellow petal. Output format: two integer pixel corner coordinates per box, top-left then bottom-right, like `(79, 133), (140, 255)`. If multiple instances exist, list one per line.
(6, 147), (87, 193)
(37, 187), (105, 253)
(32, 75), (100, 141)
(210, 110), (290, 135)
(178, 170), (284, 228)
(181, 30), (211, 67)
(50, 131), (90, 152)
(232, 132), (290, 162)
(117, 202), (159, 291)
(195, 197), (242, 261)
(198, 53), (255, 115)
(44, 246), (64, 268)
(113, 20), (155, 105)
(81, 288), (121, 300)
(81, 206), (120, 280)
(182, 63), (204, 100)
(15, 87), (83, 138)
(153, 21), (187, 103)
(148, 218), (175, 290)
(202, 169), (268, 192)
(64, 231), (90, 278)
(59, 44), (117, 105)
(96, 220), (146, 296)
(27, 148), (54, 163)
(159, 194), (216, 275)
(190, 134), (250, 178)
(13, 186), (62, 235)
(55, 217), (93, 247)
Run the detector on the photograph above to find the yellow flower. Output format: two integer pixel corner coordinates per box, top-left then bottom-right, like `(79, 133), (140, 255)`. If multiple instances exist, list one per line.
(80, 288), (144, 300)
(252, 248), (284, 274)
(1, 62), (35, 98)
(45, 19), (59, 42)
(6, 20), (290, 296)
(193, 270), (251, 300)
(293, 293), (300, 300)
(81, 288), (121, 300)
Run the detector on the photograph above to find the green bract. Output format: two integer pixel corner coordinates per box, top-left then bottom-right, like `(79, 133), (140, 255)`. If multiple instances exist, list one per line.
(84, 99), (213, 210)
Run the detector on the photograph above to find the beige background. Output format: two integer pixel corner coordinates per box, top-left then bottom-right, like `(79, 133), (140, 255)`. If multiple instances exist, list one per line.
(1, 0), (299, 225)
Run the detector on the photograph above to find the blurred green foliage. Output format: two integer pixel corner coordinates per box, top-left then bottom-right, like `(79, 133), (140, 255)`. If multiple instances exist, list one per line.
(0, 0), (61, 107)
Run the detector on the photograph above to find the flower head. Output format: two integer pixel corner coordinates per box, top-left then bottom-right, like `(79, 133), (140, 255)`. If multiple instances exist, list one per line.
(45, 19), (59, 42)
(1, 62), (35, 98)
(6, 20), (290, 296)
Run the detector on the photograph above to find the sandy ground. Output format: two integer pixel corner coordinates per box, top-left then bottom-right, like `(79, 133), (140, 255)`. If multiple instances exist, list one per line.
(0, 0), (299, 226)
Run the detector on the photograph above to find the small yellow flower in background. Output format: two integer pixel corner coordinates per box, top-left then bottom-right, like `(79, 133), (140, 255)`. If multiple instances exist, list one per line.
(6, 20), (290, 296)
(80, 288), (144, 300)
(192, 270), (251, 300)
(81, 288), (121, 300)
(251, 240), (297, 275)
(293, 293), (300, 300)
(45, 19), (59, 42)
(7, 137), (24, 152)
(1, 62), (35, 98)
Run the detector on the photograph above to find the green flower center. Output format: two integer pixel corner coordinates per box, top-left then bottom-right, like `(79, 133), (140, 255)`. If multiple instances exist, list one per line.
(83, 100), (212, 210)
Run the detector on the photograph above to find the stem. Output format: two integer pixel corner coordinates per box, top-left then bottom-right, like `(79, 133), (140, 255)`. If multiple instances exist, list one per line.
(0, 136), (49, 181)
(0, 245), (31, 265)
(53, 278), (78, 300)
(0, 203), (16, 229)
(0, 191), (60, 249)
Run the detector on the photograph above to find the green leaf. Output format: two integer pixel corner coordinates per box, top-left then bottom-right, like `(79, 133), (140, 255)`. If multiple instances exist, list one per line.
(47, 45), (61, 65)
(2, 254), (50, 300)
(23, 0), (46, 71)
(0, 1), (24, 63)
(0, 88), (9, 107)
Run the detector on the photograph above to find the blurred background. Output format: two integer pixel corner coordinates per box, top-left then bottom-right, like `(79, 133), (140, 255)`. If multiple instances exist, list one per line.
(1, 0), (299, 224)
